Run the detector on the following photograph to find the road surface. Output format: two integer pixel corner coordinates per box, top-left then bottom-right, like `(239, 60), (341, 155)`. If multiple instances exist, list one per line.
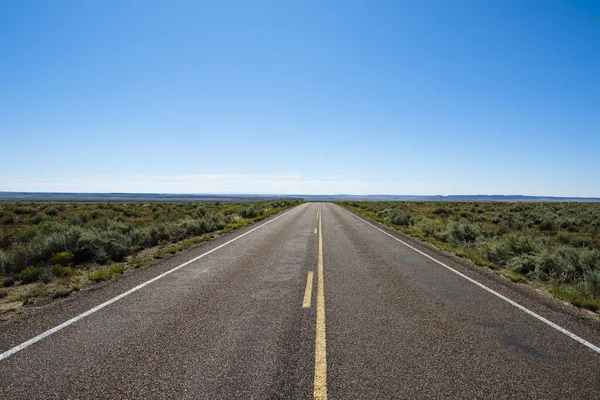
(1, 203), (599, 399)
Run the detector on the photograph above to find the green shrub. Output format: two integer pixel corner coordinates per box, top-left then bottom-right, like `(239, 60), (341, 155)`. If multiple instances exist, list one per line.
(87, 267), (111, 282)
(19, 283), (50, 304)
(53, 285), (71, 298)
(239, 205), (263, 219)
(433, 207), (452, 216)
(49, 251), (74, 265)
(581, 249), (600, 271)
(387, 210), (413, 227)
(419, 221), (442, 237)
(557, 217), (581, 232)
(130, 228), (152, 247)
(51, 264), (75, 278)
(30, 214), (47, 225)
(448, 222), (479, 243)
(569, 235), (589, 248)
(45, 207), (59, 216)
(87, 264), (125, 282)
(538, 219), (556, 231)
(74, 229), (133, 263)
(479, 239), (511, 264)
(504, 233), (542, 255)
(0, 250), (9, 276)
(507, 254), (537, 275)
(9, 245), (29, 274)
(534, 247), (583, 283)
(585, 269), (600, 299)
(550, 284), (600, 312)
(14, 206), (36, 215)
(20, 266), (42, 283)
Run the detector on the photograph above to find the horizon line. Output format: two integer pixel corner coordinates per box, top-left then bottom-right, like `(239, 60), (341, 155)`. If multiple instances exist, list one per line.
(1, 191), (600, 200)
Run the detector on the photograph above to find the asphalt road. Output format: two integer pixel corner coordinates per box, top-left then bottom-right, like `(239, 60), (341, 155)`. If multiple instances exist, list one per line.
(1, 203), (599, 399)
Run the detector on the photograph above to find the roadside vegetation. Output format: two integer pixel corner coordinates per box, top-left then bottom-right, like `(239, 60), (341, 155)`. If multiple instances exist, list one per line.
(0, 200), (301, 315)
(337, 201), (600, 314)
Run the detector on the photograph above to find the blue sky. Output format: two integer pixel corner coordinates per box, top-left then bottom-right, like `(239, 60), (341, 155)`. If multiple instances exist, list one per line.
(1, 0), (599, 196)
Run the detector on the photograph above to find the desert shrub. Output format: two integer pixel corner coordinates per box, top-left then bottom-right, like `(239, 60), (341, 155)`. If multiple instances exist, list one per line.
(49, 251), (74, 265)
(448, 222), (479, 243)
(73, 230), (104, 262)
(32, 226), (85, 261)
(73, 229), (133, 263)
(585, 269), (600, 299)
(507, 254), (538, 275)
(20, 283), (49, 304)
(130, 228), (152, 247)
(51, 264), (75, 278)
(550, 284), (600, 312)
(199, 218), (216, 234)
(39, 268), (56, 283)
(53, 285), (71, 298)
(30, 214), (48, 225)
(0, 250), (9, 275)
(14, 206), (36, 215)
(580, 249), (600, 271)
(419, 221), (439, 237)
(3, 276), (15, 287)
(239, 205), (263, 219)
(45, 207), (59, 216)
(87, 267), (110, 282)
(419, 221), (449, 241)
(20, 266), (42, 283)
(87, 264), (125, 282)
(387, 210), (413, 227)
(148, 223), (173, 244)
(504, 233), (542, 255)
(557, 217), (582, 232)
(123, 208), (140, 217)
(433, 206), (452, 216)
(9, 245), (29, 274)
(102, 235), (132, 262)
(538, 219), (556, 232)
(534, 247), (582, 283)
(479, 239), (511, 264)
(568, 236), (590, 248)
(205, 213), (226, 231)
(180, 218), (204, 237)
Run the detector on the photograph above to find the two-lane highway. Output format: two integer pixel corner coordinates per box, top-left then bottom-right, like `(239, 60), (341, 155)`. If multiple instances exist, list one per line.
(1, 203), (599, 399)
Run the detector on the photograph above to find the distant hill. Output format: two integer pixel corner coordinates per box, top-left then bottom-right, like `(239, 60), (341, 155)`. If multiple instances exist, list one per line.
(0, 192), (302, 203)
(302, 194), (600, 202)
(0, 192), (598, 203)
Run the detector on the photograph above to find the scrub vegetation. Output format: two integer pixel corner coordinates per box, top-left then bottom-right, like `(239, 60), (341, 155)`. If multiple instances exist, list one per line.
(337, 201), (600, 313)
(0, 200), (300, 314)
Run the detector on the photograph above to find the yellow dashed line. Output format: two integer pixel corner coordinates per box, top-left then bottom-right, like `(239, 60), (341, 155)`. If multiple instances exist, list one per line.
(314, 204), (327, 399)
(303, 271), (314, 308)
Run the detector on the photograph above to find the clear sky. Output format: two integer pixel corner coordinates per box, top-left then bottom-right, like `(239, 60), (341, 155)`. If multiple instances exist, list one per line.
(1, 0), (599, 196)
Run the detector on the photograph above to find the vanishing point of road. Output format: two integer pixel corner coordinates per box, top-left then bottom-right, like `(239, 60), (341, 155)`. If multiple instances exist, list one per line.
(1, 203), (599, 399)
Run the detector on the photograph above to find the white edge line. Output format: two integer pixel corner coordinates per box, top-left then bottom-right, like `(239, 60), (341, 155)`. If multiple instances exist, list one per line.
(0, 205), (302, 362)
(337, 205), (600, 355)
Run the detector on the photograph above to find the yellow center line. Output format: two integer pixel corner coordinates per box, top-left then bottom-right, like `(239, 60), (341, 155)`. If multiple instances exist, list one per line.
(314, 204), (327, 399)
(303, 271), (314, 308)
(314, 228), (317, 234)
